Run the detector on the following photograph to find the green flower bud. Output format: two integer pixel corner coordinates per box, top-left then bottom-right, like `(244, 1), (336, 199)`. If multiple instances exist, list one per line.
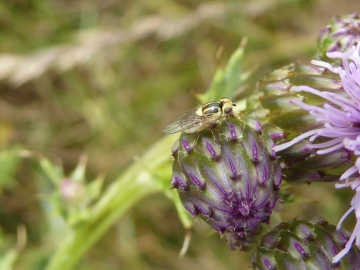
(251, 217), (360, 270)
(316, 13), (360, 64)
(247, 64), (352, 183)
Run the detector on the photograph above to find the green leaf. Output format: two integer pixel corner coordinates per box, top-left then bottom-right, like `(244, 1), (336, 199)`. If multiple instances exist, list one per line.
(197, 40), (247, 103)
(70, 155), (87, 183)
(87, 175), (104, 201)
(38, 156), (64, 185)
(0, 249), (19, 270)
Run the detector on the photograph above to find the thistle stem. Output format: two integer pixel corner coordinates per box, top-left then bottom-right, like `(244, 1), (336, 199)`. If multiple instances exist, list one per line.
(45, 135), (176, 270)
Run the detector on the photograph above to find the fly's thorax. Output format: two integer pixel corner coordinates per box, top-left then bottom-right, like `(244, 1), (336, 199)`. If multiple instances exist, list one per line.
(201, 102), (222, 117)
(196, 101), (223, 125)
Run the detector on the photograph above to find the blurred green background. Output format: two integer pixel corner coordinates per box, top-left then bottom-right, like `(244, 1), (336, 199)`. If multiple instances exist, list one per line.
(1, 0), (360, 269)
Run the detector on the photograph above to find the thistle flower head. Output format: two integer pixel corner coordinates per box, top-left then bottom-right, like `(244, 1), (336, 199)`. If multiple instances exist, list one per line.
(247, 63), (352, 183)
(273, 43), (360, 263)
(170, 117), (282, 249)
(316, 13), (360, 64)
(251, 217), (360, 270)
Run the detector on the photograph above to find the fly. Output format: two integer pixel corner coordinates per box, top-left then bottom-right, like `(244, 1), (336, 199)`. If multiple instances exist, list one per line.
(163, 97), (236, 134)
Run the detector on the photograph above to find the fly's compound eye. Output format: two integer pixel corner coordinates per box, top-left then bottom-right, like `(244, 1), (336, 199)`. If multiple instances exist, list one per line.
(223, 106), (233, 115)
(219, 98), (235, 116)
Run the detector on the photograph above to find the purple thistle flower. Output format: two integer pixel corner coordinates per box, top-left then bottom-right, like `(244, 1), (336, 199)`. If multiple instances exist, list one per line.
(251, 217), (360, 269)
(170, 117), (282, 249)
(274, 43), (360, 263)
(316, 13), (360, 64)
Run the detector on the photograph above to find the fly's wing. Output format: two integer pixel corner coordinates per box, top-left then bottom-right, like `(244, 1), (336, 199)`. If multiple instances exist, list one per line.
(163, 107), (203, 134)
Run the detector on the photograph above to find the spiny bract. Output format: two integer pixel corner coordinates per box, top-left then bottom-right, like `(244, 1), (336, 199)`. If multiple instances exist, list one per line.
(170, 116), (282, 249)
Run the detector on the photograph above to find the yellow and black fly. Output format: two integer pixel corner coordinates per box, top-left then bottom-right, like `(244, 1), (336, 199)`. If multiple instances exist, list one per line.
(163, 98), (236, 134)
